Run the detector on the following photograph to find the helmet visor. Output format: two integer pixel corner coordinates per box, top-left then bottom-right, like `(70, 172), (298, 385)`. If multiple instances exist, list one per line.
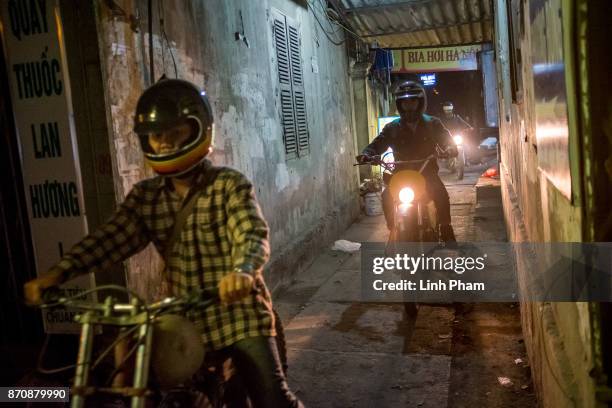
(394, 81), (425, 99)
(394, 89), (424, 100)
(138, 118), (200, 156)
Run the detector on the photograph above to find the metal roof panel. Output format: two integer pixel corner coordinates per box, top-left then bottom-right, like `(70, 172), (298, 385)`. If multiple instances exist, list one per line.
(339, 0), (493, 48)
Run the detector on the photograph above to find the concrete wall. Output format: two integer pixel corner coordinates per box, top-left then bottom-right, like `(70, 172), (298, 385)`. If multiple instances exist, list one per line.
(59, 0), (126, 289)
(351, 61), (388, 180)
(92, 0), (360, 299)
(493, 0), (599, 406)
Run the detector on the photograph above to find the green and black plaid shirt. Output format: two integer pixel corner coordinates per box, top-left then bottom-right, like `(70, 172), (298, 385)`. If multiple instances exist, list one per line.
(56, 160), (274, 350)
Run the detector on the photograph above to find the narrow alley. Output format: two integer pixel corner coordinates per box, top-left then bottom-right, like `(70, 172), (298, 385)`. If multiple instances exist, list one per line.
(275, 162), (536, 407)
(1, 1), (611, 407)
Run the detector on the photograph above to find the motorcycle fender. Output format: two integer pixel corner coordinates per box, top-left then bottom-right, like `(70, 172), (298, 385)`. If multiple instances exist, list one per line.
(396, 203), (418, 233)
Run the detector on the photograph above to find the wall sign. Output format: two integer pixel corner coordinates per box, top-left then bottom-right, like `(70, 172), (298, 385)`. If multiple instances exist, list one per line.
(1, 0), (94, 332)
(392, 44), (483, 73)
(419, 73), (436, 86)
(377, 116), (399, 133)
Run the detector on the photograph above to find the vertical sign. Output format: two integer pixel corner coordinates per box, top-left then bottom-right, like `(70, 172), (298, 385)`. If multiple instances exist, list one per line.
(0, 0), (93, 332)
(481, 50), (499, 128)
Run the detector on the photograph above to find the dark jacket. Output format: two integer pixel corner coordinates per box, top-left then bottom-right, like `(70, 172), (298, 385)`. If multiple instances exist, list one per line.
(362, 114), (455, 175)
(440, 113), (472, 134)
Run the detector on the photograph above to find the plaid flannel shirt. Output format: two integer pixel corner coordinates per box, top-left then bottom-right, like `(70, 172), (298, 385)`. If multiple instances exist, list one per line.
(56, 160), (274, 350)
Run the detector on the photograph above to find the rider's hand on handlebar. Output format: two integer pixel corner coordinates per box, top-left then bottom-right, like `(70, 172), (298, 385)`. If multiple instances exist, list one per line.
(356, 154), (382, 164)
(219, 272), (254, 304)
(355, 154), (371, 164)
(436, 145), (450, 159)
(24, 266), (65, 306)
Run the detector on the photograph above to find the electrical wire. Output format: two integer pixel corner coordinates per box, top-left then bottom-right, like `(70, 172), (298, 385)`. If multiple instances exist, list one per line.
(309, 1), (344, 44)
(36, 285), (149, 376)
(307, 1), (346, 45)
(91, 324), (142, 370)
(159, 0), (178, 78)
(105, 332), (144, 386)
(313, 0), (342, 36)
(318, 0), (364, 41)
(36, 335), (77, 375)
(157, 0), (165, 72)
(104, 307), (166, 387)
(40, 284), (145, 309)
(36, 324), (141, 375)
(147, 0), (154, 84)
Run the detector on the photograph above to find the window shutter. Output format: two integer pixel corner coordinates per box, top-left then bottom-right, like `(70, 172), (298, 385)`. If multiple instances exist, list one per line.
(273, 14), (298, 159)
(288, 25), (309, 156)
(272, 10), (309, 159)
(274, 19), (291, 86)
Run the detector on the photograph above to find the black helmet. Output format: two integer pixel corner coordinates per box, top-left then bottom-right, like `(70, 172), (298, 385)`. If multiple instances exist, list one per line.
(393, 80), (427, 120)
(134, 79), (214, 177)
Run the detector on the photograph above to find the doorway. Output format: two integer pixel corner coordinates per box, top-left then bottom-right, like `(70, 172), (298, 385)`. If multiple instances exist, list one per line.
(0, 36), (44, 386)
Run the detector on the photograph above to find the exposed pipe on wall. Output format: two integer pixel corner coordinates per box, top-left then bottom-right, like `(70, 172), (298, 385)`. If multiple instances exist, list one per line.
(148, 0), (154, 85)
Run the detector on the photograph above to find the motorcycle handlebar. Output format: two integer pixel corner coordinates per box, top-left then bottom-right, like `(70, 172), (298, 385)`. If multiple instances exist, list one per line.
(388, 154), (437, 165)
(39, 285), (222, 314)
(354, 154), (437, 167)
(148, 288), (220, 311)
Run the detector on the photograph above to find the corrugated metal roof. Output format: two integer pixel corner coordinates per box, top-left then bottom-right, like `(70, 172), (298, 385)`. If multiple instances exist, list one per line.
(337, 0), (493, 48)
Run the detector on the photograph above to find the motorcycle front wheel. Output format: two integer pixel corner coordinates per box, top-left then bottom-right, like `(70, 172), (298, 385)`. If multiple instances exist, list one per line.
(456, 149), (465, 180)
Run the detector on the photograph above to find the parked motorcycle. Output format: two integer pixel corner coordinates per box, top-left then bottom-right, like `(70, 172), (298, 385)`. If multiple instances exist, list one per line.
(37, 285), (287, 408)
(473, 136), (498, 165)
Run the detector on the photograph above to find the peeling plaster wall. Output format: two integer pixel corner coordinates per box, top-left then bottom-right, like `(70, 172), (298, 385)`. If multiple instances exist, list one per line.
(94, 0), (359, 299)
(58, 0), (128, 290)
(493, 1), (598, 407)
(351, 61), (388, 181)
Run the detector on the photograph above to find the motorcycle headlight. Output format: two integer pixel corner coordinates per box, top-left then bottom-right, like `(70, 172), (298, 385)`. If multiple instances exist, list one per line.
(453, 134), (463, 145)
(399, 187), (415, 204)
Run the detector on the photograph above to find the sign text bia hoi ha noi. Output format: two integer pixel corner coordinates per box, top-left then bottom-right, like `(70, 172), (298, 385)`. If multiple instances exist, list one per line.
(392, 44), (483, 73)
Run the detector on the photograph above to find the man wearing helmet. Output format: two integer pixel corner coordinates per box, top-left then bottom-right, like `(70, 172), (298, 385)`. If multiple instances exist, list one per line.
(441, 101), (473, 132)
(356, 80), (458, 243)
(24, 79), (303, 407)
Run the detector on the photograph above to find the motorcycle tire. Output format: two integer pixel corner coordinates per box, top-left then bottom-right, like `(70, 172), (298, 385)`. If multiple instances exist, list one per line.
(422, 228), (437, 242)
(456, 151), (465, 181)
(397, 228), (418, 242)
(273, 309), (289, 375)
(447, 158), (456, 174)
(395, 205), (420, 243)
(456, 164), (464, 180)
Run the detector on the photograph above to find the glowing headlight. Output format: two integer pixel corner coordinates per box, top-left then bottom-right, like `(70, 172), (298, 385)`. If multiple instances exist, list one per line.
(399, 187), (415, 204)
(453, 134), (463, 145)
